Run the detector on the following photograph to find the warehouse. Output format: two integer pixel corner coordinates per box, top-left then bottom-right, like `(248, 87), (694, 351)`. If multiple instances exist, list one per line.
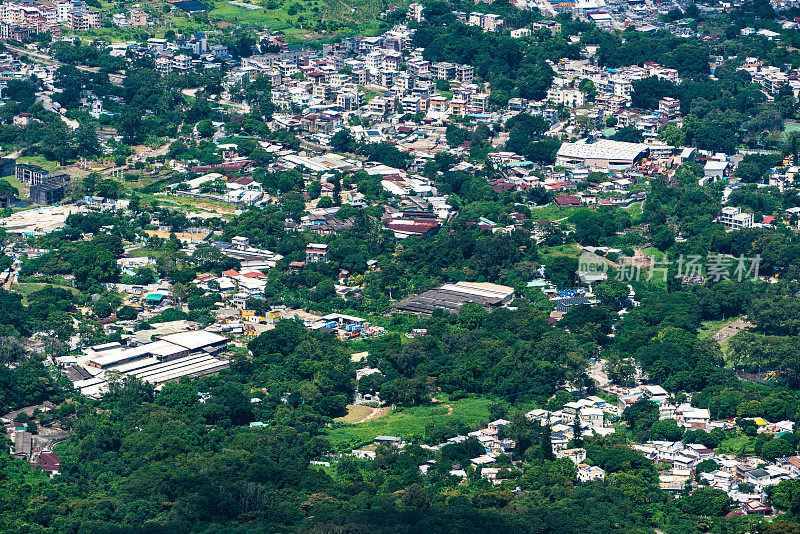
(555, 139), (648, 169)
(158, 331), (229, 354)
(394, 281), (515, 315)
(69, 331), (231, 397)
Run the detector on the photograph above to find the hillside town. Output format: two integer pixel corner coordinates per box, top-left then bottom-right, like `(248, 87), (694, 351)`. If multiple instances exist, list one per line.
(3, 0), (800, 531)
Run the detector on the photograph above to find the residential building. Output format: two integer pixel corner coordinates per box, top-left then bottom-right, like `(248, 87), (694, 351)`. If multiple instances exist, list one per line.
(718, 206), (754, 230)
(306, 243), (330, 263)
(658, 97), (680, 121)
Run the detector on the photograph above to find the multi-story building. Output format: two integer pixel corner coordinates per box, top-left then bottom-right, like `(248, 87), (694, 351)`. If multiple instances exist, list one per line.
(482, 13), (502, 32)
(68, 9), (100, 30)
(39, 5), (57, 24)
(456, 64), (473, 83)
(718, 206), (754, 229)
(401, 95), (422, 114)
(56, 0), (74, 22)
(433, 62), (456, 80)
(30, 173), (70, 205)
(336, 92), (362, 111)
(595, 94), (628, 115)
(352, 68), (368, 85)
(155, 55), (172, 75)
(129, 9), (147, 26)
(658, 97), (680, 121)
(469, 92), (489, 111)
(546, 87), (585, 108)
(408, 3), (424, 22)
(306, 243), (330, 263)
(406, 58), (430, 78)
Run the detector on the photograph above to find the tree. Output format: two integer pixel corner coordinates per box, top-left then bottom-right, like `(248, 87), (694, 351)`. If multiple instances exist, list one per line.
(611, 126), (644, 143)
(116, 305), (138, 321)
(0, 180), (19, 197)
(330, 129), (357, 153)
(649, 418), (684, 441)
(594, 280), (629, 310)
(196, 120), (215, 138)
(545, 256), (578, 288)
(622, 398), (659, 431)
(659, 123), (685, 146)
(0, 337), (25, 364)
(761, 438), (794, 461)
(631, 77), (677, 110)
(76, 124), (100, 157)
(93, 300), (112, 318)
(682, 487), (732, 516)
(308, 181), (321, 199)
(402, 483), (430, 508)
(579, 78), (596, 100)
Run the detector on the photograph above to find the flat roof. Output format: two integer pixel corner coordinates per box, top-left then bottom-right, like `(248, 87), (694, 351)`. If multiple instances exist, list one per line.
(557, 139), (648, 162)
(158, 331), (228, 350)
(143, 359), (229, 386)
(146, 340), (188, 357)
(452, 281), (514, 298)
(321, 313), (365, 323)
(704, 160), (729, 170)
(89, 345), (150, 367)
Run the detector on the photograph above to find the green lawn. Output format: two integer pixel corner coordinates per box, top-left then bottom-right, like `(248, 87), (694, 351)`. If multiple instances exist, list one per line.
(16, 282), (78, 304)
(717, 435), (752, 455)
(16, 156), (59, 173)
(209, 3), (293, 29)
(124, 246), (165, 259)
(325, 396), (494, 451)
(1, 174), (26, 195)
(639, 246), (665, 261)
(529, 204), (582, 222)
(537, 243), (581, 258)
(623, 202), (643, 219)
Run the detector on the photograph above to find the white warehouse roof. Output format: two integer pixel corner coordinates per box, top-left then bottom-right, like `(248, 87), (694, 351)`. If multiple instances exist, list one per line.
(158, 331), (229, 350)
(557, 139), (648, 163)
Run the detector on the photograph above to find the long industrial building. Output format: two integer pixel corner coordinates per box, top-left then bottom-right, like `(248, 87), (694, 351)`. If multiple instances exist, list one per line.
(555, 139), (648, 170)
(64, 331), (230, 397)
(393, 281), (515, 315)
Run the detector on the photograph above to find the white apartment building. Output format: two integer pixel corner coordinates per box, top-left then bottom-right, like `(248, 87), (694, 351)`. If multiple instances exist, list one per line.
(546, 87), (585, 108)
(718, 206), (754, 229)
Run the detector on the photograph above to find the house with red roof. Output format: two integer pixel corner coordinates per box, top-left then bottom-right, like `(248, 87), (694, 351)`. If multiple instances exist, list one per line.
(554, 195), (581, 207)
(33, 452), (61, 477)
(385, 218), (441, 239)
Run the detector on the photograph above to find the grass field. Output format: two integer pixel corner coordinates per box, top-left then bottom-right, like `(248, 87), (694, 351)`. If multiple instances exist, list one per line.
(124, 246), (165, 259)
(698, 317), (738, 342)
(209, 3), (293, 30)
(16, 156), (60, 173)
(334, 404), (373, 423)
(1, 174), (26, 196)
(717, 435), (752, 455)
(529, 204), (581, 222)
(15, 283), (78, 304)
(538, 243), (581, 258)
(639, 246), (665, 261)
(623, 202), (643, 219)
(325, 396), (494, 451)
